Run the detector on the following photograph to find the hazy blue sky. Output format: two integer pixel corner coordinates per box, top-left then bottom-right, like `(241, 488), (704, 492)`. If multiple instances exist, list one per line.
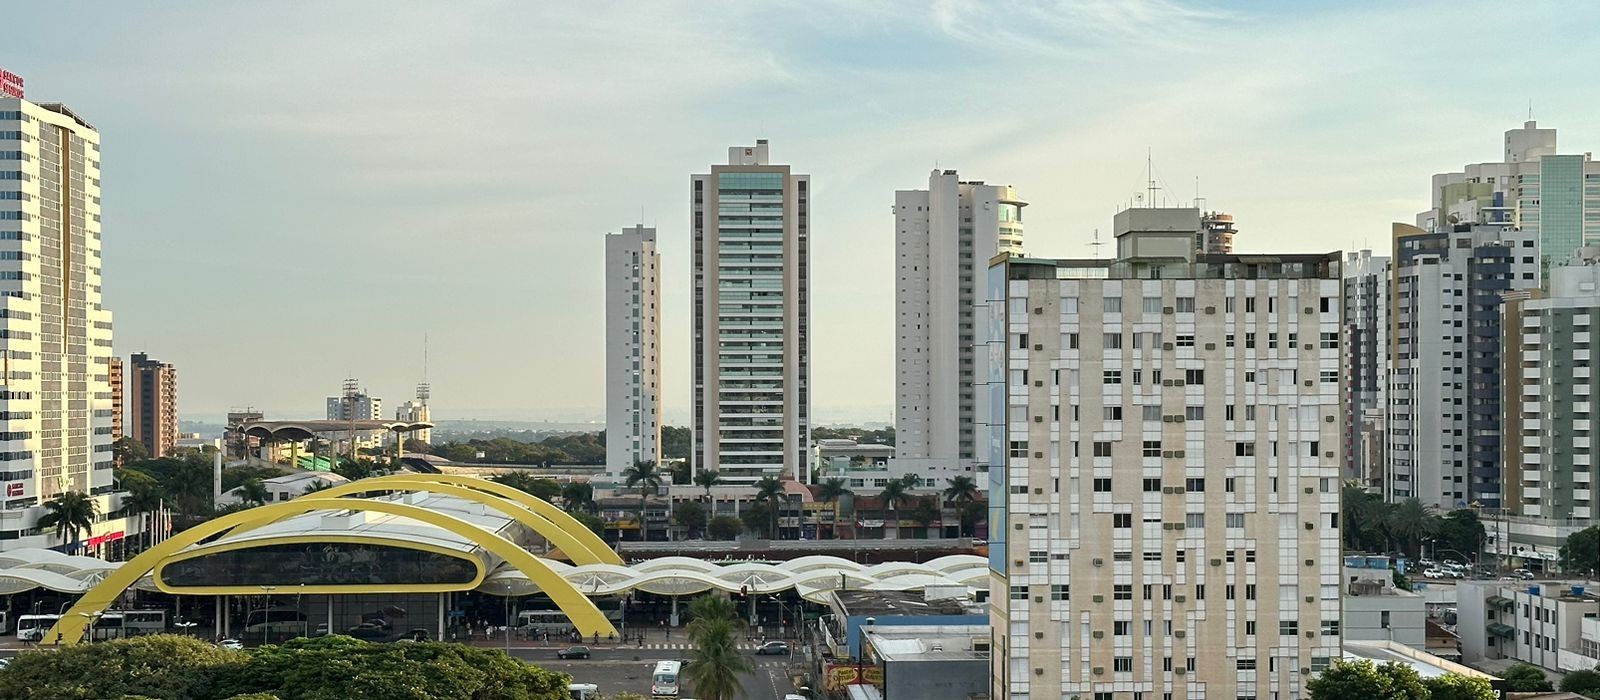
(8, 1), (1600, 424)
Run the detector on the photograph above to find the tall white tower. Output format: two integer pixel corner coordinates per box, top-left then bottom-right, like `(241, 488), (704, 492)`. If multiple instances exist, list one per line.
(605, 225), (661, 478)
(691, 141), (810, 485)
(892, 170), (1024, 489)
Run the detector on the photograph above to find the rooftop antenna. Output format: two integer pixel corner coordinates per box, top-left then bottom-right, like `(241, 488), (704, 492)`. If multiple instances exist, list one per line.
(417, 334), (431, 405)
(1528, 99), (1534, 121)
(1145, 148), (1159, 208)
(1089, 228), (1106, 259)
(1194, 176), (1206, 212)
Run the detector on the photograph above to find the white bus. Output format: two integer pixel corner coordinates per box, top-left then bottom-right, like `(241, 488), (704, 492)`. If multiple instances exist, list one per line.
(244, 608), (308, 641)
(651, 660), (681, 697)
(16, 614), (60, 642)
(567, 683), (599, 700)
(516, 603), (623, 633)
(120, 610), (167, 636)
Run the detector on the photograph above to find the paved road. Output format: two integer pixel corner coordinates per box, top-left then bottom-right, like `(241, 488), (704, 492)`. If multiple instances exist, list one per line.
(514, 645), (804, 700)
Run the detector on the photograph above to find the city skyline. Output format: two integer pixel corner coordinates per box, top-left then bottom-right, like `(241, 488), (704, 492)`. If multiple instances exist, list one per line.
(10, 1), (1600, 423)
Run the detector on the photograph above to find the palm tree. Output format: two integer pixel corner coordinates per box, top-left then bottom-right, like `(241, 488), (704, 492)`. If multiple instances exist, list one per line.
(694, 469), (721, 522)
(943, 475), (979, 506)
(686, 593), (738, 633)
(684, 617), (751, 700)
(1389, 497), (1438, 559)
(817, 478), (851, 540)
(753, 476), (783, 539)
(166, 457), (214, 523)
(879, 479), (908, 540)
(302, 480), (334, 495)
(39, 491), (99, 553)
(622, 460), (663, 540)
(561, 481), (596, 514)
(237, 477), (270, 506)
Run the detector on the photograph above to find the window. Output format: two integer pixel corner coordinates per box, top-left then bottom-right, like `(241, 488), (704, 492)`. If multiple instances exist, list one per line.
(1066, 333), (1079, 349)
(1143, 297), (1162, 313)
(1114, 513), (1132, 528)
(1185, 369), (1205, 384)
(1104, 296), (1122, 312)
(1195, 584), (1204, 600)
(1030, 550), (1048, 563)
(1142, 405), (1162, 422)
(1185, 478), (1204, 492)
(1235, 442), (1255, 457)
(1245, 332), (1256, 349)
(1226, 584), (1236, 599)
(1009, 441), (1028, 458)
(1143, 440), (1162, 457)
(1280, 620), (1298, 636)
(1104, 370), (1122, 385)
(1185, 406), (1204, 421)
(1176, 334), (1194, 347)
(1093, 478), (1112, 492)
(1104, 332), (1122, 349)
(1321, 620), (1341, 637)
(1225, 333), (1235, 347)
(1245, 298), (1256, 312)
(1321, 370), (1338, 383)
(1114, 621), (1131, 635)
(1237, 659), (1257, 671)
(1114, 657), (1133, 672)
(1010, 585), (1029, 600)
(1114, 584), (1132, 600)
(1093, 442), (1113, 458)
(1016, 333), (1029, 349)
(1268, 332), (1279, 349)
(1104, 406), (1123, 421)
(1175, 297), (1195, 313)
(1225, 405), (1235, 420)
(1321, 332), (1338, 349)
(1143, 478), (1162, 492)
(1051, 584), (1069, 601)
(1246, 584), (1256, 600)
(1185, 513), (1205, 529)
(1226, 513), (1246, 528)
(1320, 296), (1332, 313)
(1226, 298), (1236, 313)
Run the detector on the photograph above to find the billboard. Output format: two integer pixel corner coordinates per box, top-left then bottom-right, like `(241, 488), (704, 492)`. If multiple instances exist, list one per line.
(0, 68), (22, 99)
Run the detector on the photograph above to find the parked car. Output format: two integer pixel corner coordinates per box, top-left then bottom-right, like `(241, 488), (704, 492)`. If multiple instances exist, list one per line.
(755, 641), (790, 655)
(346, 623), (388, 640)
(1514, 569), (1535, 580)
(218, 638), (244, 650)
(557, 645), (591, 660)
(1423, 568), (1447, 579)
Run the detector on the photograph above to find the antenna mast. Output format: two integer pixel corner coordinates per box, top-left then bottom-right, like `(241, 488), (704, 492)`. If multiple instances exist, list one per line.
(1089, 228), (1106, 259)
(416, 335), (431, 405)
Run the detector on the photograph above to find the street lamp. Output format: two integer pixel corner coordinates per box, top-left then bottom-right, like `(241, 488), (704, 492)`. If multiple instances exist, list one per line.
(259, 585), (278, 646)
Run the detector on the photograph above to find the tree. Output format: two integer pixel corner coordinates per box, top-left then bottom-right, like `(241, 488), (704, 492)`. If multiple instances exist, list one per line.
(1501, 662), (1554, 692)
(817, 478), (851, 540)
(958, 500), (986, 538)
(753, 476), (783, 539)
(684, 595), (750, 700)
(907, 496), (940, 534)
(491, 471), (562, 501)
(301, 481), (333, 495)
(1388, 497), (1437, 559)
(943, 475), (979, 507)
(401, 439), (431, 454)
(114, 436), (150, 465)
(0, 634), (240, 700)
(660, 426), (691, 460)
(1562, 524), (1600, 576)
(738, 503), (773, 539)
(1435, 509), (1486, 561)
(39, 491), (99, 553)
(708, 515), (744, 541)
(1304, 659), (1429, 700)
(669, 461), (691, 485)
(236, 478), (270, 507)
(118, 469), (165, 551)
(674, 501), (707, 537)
(1424, 673), (1497, 700)
(623, 460), (663, 536)
(694, 469), (721, 503)
(1561, 669), (1600, 696)
(561, 481), (596, 514)
(879, 479), (908, 540)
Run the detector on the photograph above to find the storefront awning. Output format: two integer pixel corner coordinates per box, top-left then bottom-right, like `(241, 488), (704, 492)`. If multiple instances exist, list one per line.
(1487, 623), (1515, 637)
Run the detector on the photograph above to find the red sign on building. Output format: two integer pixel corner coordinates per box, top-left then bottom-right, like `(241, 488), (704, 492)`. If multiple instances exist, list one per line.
(0, 68), (23, 99)
(5, 482), (22, 497)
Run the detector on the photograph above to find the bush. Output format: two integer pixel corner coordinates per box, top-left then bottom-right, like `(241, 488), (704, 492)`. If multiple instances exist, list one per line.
(0, 635), (244, 700)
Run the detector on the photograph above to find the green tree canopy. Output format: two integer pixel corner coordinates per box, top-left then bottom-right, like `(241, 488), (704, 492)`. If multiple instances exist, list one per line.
(943, 475), (978, 506)
(1562, 525), (1600, 576)
(1304, 659), (1429, 700)
(708, 515), (743, 541)
(491, 472), (562, 501)
(1560, 668), (1600, 695)
(39, 491), (99, 551)
(1423, 673), (1496, 700)
(1501, 662), (1554, 692)
(673, 500), (707, 535)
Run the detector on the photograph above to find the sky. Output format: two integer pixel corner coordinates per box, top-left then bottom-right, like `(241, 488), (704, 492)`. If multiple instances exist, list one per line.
(7, 0), (1600, 425)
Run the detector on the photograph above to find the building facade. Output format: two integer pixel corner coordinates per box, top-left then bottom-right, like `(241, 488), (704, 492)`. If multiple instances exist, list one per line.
(326, 379), (382, 451)
(1198, 211), (1236, 255)
(1342, 249), (1389, 490)
(394, 397), (431, 445)
(691, 141), (810, 485)
(0, 90), (141, 551)
(1386, 223), (1539, 509)
(892, 170), (1025, 490)
(1420, 120), (1600, 281)
(604, 225), (661, 478)
(987, 236), (1344, 700)
(1458, 579), (1600, 672)
(128, 352), (178, 458)
(108, 355), (122, 442)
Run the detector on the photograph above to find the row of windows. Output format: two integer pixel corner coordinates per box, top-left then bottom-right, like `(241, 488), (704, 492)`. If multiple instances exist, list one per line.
(1074, 295), (1335, 314)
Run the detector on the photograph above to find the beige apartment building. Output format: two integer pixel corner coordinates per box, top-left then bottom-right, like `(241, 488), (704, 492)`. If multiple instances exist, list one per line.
(988, 213), (1344, 700)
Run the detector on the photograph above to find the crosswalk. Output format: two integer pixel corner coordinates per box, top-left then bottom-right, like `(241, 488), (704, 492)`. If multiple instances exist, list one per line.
(636, 642), (774, 651)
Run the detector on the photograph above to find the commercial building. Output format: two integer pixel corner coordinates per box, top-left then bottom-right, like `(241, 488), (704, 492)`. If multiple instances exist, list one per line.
(691, 141), (810, 485)
(861, 623), (992, 700)
(128, 352), (178, 458)
(892, 170), (1025, 490)
(326, 378), (383, 452)
(1341, 555), (1426, 649)
(0, 82), (141, 551)
(811, 438), (896, 489)
(1420, 120), (1600, 282)
(1457, 579), (1600, 673)
(604, 225), (661, 479)
(1386, 223), (1539, 509)
(1342, 249), (1389, 489)
(987, 222), (1344, 700)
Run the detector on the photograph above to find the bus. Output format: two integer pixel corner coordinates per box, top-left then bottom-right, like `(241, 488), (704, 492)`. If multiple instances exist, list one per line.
(567, 683), (599, 700)
(16, 614), (59, 642)
(650, 660), (681, 697)
(244, 608), (308, 641)
(0, 610), (8, 634)
(120, 610), (167, 636)
(516, 602), (624, 633)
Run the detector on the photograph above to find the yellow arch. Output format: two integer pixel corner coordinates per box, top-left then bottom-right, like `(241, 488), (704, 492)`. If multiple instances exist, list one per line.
(234, 479), (611, 566)
(45, 498), (618, 645)
(358, 473), (621, 566)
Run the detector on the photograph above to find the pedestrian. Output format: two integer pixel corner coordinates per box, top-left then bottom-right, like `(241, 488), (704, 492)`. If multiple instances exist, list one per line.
(637, 633), (644, 648)
(665, 626), (671, 640)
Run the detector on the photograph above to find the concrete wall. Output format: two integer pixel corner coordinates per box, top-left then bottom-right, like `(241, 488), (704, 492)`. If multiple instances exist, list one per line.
(1344, 593), (1427, 647)
(886, 658), (987, 700)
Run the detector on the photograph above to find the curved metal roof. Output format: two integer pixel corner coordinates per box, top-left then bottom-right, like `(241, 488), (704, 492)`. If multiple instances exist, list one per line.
(0, 548), (121, 594)
(240, 420), (434, 441)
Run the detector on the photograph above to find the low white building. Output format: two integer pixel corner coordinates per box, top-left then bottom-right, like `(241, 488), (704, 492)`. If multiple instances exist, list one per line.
(219, 471), (349, 506)
(810, 439), (899, 489)
(1342, 555), (1427, 649)
(1458, 579), (1600, 672)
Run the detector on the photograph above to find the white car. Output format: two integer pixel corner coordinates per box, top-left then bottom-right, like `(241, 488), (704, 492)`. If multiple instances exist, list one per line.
(218, 638), (244, 650)
(1423, 568), (1447, 579)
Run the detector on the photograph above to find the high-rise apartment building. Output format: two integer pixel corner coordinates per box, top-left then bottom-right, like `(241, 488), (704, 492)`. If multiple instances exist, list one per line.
(395, 395), (431, 445)
(1421, 120), (1600, 281)
(1343, 249), (1389, 490)
(605, 225), (661, 477)
(1387, 223), (1539, 509)
(892, 170), (1025, 489)
(128, 352), (178, 458)
(1198, 211), (1237, 255)
(326, 379), (382, 451)
(0, 82), (142, 551)
(691, 141), (809, 485)
(986, 226), (1344, 700)
(1504, 248), (1600, 527)
(108, 355), (123, 442)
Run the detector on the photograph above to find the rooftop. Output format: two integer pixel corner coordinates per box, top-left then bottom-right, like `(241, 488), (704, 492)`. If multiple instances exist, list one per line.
(865, 625), (991, 662)
(1341, 639), (1495, 680)
(834, 589), (982, 619)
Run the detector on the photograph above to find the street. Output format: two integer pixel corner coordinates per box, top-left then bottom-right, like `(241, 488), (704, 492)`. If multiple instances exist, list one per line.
(514, 643), (805, 700)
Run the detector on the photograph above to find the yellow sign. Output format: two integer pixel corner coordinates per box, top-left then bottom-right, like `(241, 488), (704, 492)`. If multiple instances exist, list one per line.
(824, 664), (884, 690)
